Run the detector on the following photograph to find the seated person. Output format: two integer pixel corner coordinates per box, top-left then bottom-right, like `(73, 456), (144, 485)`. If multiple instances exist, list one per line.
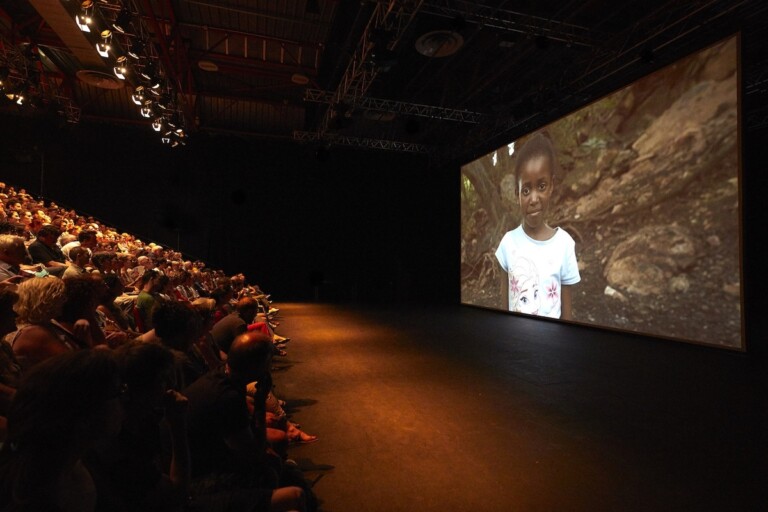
(27, 224), (68, 276)
(9, 276), (80, 371)
(135, 300), (203, 389)
(0, 350), (124, 511)
(63, 245), (90, 279)
(183, 332), (306, 512)
(86, 342), (191, 512)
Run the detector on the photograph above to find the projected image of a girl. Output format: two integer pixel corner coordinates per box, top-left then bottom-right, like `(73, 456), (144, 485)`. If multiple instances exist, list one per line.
(507, 257), (540, 315)
(495, 132), (581, 320)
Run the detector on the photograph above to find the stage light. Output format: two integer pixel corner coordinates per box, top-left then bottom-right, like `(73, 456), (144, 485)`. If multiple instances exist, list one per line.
(157, 93), (171, 110)
(131, 85), (145, 105)
(0, 67), (8, 90)
(139, 60), (153, 80)
(112, 7), (132, 33)
(140, 99), (153, 118)
(128, 40), (145, 60)
(113, 55), (127, 79)
(76, 0), (94, 32)
(96, 30), (112, 58)
(152, 117), (163, 131)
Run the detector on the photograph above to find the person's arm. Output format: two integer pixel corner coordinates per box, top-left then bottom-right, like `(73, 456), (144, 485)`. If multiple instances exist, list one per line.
(12, 325), (71, 369)
(561, 284), (573, 321)
(150, 390), (191, 508)
(499, 269), (508, 311)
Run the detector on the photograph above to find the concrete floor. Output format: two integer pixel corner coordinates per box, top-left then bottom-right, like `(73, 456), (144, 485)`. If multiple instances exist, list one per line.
(272, 303), (766, 512)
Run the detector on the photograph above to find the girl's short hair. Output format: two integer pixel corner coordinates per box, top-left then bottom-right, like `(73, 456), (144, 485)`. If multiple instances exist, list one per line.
(13, 277), (66, 325)
(513, 131), (560, 193)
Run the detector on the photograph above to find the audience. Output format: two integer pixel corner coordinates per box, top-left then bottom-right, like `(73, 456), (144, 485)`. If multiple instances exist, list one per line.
(0, 182), (318, 512)
(0, 350), (124, 511)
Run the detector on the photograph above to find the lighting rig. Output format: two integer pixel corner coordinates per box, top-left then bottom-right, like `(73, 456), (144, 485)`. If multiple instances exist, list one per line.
(65, 0), (187, 146)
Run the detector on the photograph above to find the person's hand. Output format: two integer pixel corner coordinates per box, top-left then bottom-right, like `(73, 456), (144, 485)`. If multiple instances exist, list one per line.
(162, 389), (189, 430)
(72, 319), (93, 346)
(0, 275), (26, 289)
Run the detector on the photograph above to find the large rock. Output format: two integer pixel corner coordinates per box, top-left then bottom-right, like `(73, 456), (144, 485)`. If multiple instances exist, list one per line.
(558, 77), (737, 223)
(603, 224), (697, 296)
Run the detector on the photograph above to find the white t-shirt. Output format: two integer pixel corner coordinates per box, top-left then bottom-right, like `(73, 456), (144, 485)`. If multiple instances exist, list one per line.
(495, 225), (580, 318)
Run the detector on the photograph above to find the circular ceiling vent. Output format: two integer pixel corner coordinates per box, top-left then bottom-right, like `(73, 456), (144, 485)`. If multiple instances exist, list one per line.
(198, 60), (219, 72)
(75, 70), (124, 89)
(415, 30), (464, 58)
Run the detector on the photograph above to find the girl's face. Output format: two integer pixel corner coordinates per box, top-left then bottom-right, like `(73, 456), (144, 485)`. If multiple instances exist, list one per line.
(513, 276), (540, 315)
(517, 156), (554, 235)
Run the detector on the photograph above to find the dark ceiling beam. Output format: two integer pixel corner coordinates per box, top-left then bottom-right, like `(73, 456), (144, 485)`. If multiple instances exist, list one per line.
(176, 21), (325, 52)
(187, 49), (318, 78)
(180, 0), (332, 30)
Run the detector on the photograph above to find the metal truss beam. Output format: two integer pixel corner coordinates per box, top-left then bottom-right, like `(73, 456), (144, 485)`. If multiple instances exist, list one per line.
(293, 130), (429, 153)
(304, 88), (485, 123)
(316, 1), (424, 135)
(418, 0), (598, 48)
(0, 33), (81, 124)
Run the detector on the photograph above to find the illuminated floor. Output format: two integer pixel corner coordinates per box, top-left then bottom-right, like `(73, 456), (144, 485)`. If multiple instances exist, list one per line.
(272, 303), (765, 512)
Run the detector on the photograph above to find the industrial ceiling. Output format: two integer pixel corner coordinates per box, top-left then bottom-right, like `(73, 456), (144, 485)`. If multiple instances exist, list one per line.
(1, 0), (767, 162)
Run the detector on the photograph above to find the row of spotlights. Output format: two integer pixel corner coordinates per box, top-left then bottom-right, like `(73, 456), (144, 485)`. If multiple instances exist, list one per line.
(73, 0), (186, 146)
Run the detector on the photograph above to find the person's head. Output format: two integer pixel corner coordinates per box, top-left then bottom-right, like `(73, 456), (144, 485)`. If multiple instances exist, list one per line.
(210, 286), (232, 306)
(155, 273), (171, 294)
(227, 332), (273, 384)
(0, 234), (28, 266)
(91, 251), (115, 272)
(101, 273), (125, 300)
(14, 276), (66, 325)
(141, 269), (160, 290)
(59, 275), (100, 322)
(137, 255), (151, 268)
(0, 350), (124, 504)
(69, 245), (90, 268)
(191, 297), (217, 333)
(513, 132), (559, 234)
(508, 257), (540, 315)
(236, 297), (260, 323)
(152, 300), (201, 351)
(115, 341), (175, 416)
(0, 287), (19, 337)
(34, 224), (61, 246)
(77, 229), (98, 248)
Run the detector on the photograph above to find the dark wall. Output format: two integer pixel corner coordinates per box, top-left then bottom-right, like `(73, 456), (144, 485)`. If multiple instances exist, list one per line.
(0, 116), (459, 304)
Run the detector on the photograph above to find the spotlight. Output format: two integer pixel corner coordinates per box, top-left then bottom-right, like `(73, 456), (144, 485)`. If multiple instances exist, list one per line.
(15, 93), (24, 106)
(152, 117), (163, 131)
(167, 112), (181, 128)
(113, 55), (127, 79)
(139, 61), (154, 80)
(140, 99), (153, 118)
(131, 85), (145, 105)
(76, 0), (94, 32)
(96, 30), (112, 58)
(128, 40), (145, 60)
(157, 93), (171, 110)
(161, 136), (171, 144)
(112, 7), (132, 33)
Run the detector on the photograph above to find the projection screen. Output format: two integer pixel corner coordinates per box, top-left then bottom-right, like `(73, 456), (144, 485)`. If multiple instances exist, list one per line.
(460, 35), (742, 350)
